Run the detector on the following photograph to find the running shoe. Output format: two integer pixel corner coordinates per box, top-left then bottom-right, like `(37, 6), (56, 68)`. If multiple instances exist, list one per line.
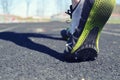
(64, 0), (116, 62)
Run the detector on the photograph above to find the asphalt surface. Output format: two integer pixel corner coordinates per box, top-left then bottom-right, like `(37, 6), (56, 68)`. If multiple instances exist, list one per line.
(0, 22), (120, 80)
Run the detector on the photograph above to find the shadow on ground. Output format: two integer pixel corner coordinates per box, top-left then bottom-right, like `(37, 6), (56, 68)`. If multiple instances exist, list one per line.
(0, 32), (95, 63)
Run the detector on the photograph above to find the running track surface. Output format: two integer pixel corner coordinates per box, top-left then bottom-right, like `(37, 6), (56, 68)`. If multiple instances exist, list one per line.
(0, 22), (120, 80)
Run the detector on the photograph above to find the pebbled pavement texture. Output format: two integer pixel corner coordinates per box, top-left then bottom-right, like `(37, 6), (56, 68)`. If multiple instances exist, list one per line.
(0, 22), (120, 80)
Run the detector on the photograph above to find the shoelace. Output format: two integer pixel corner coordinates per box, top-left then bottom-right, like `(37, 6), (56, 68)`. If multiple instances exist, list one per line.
(65, 5), (73, 19)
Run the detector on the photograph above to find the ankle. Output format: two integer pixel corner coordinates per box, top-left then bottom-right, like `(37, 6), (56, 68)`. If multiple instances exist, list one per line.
(72, 0), (80, 9)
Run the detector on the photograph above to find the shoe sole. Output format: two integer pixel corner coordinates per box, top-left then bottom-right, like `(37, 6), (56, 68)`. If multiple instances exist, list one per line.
(71, 0), (116, 61)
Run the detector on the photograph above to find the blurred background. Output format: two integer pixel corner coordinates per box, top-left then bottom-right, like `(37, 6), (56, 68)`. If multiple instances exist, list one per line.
(0, 0), (119, 23)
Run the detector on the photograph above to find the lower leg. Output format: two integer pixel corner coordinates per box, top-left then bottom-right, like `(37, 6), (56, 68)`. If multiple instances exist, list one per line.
(72, 0), (80, 9)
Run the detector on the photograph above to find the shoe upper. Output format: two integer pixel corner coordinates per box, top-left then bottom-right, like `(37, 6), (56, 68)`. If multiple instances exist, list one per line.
(65, 0), (95, 53)
(70, 0), (85, 34)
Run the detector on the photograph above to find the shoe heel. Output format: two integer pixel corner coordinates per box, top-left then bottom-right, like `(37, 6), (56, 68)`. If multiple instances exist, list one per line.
(74, 27), (99, 61)
(72, 0), (116, 53)
(71, 0), (116, 61)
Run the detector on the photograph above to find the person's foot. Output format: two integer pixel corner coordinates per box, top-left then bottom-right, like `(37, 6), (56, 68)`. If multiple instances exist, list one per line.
(64, 0), (116, 62)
